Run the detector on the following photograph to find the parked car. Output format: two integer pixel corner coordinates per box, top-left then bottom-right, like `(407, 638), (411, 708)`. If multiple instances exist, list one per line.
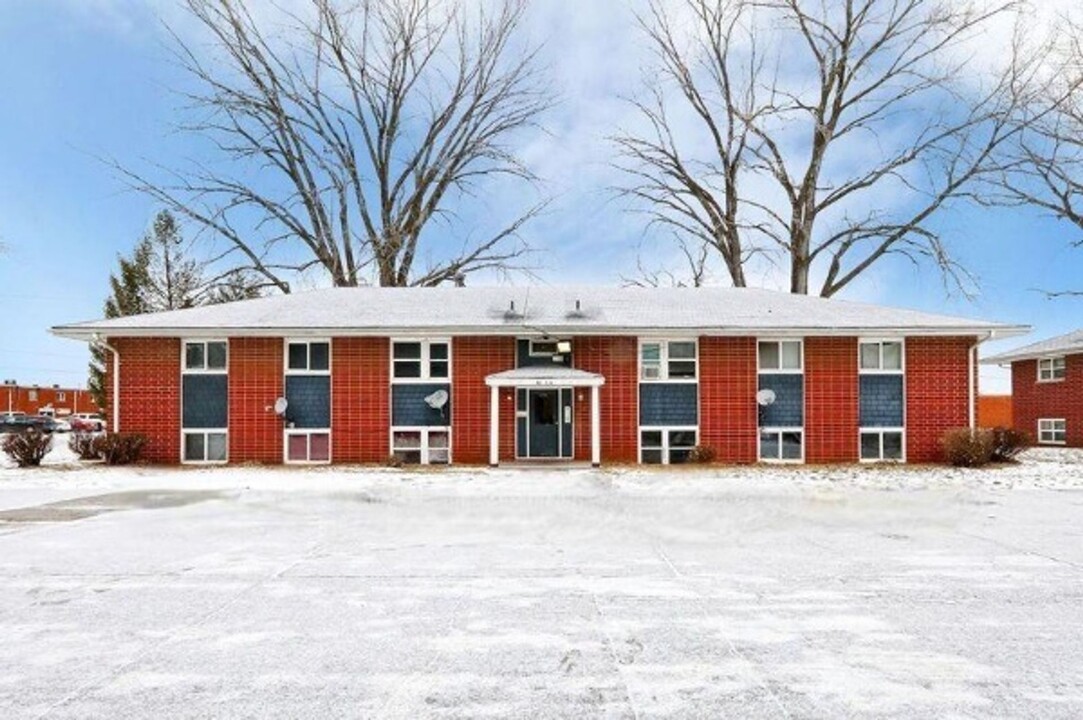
(52, 417), (72, 433)
(0, 414), (53, 434)
(70, 413), (106, 433)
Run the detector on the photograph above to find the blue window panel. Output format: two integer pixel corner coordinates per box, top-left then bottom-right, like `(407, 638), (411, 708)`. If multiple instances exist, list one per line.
(758, 374), (803, 427)
(859, 375), (904, 427)
(392, 384), (452, 427)
(639, 383), (698, 427)
(182, 375), (227, 429)
(284, 375), (330, 429)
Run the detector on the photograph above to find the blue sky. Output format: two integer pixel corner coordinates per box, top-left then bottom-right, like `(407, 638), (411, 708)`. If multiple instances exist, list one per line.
(1, 0), (1080, 394)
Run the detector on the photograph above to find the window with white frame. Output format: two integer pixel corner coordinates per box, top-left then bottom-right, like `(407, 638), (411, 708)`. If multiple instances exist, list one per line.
(284, 340), (331, 464)
(392, 340), (450, 380)
(759, 429), (803, 461)
(392, 428), (450, 464)
(640, 428), (697, 464)
(1038, 418), (1067, 445)
(286, 341), (330, 373)
(640, 340), (698, 381)
(859, 340), (903, 372)
(185, 341), (228, 372)
(758, 340), (803, 372)
(1038, 357), (1066, 382)
(28, 390), (37, 401)
(182, 340), (229, 464)
(860, 430), (904, 462)
(57, 392), (66, 402)
(184, 431), (228, 463)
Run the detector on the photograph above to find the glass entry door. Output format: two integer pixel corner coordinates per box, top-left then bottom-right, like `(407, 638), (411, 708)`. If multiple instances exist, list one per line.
(521, 388), (573, 458)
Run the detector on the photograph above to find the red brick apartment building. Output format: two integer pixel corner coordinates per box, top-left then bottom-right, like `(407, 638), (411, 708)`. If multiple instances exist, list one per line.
(986, 329), (1083, 447)
(52, 287), (1025, 466)
(2, 381), (99, 416)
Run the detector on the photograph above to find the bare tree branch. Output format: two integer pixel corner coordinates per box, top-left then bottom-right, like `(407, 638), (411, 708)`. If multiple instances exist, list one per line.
(120, 0), (551, 290)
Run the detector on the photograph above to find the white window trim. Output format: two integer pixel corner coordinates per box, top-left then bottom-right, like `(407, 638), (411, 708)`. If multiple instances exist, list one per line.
(391, 338), (452, 383)
(181, 429), (229, 465)
(57, 392), (66, 402)
(1037, 357), (1067, 383)
(858, 338), (906, 374)
(758, 427), (805, 463)
(1037, 418), (1067, 445)
(859, 427), (906, 463)
(638, 338), (699, 383)
(391, 426), (452, 465)
(757, 339), (805, 374)
(284, 339), (332, 376)
(182, 339), (229, 374)
(284, 429), (332, 464)
(638, 426), (698, 465)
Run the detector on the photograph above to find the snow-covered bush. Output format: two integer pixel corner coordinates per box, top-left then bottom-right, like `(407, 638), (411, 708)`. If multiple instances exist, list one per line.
(68, 432), (101, 461)
(2, 430), (53, 468)
(688, 445), (717, 463)
(941, 428), (994, 467)
(95, 433), (147, 466)
(990, 427), (1029, 463)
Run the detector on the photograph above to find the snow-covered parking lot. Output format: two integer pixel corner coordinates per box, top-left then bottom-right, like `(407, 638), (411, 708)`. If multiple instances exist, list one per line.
(2, 449), (1083, 719)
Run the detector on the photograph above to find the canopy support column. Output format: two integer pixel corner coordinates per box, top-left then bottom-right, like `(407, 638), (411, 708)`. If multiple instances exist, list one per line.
(591, 384), (601, 467)
(489, 385), (500, 467)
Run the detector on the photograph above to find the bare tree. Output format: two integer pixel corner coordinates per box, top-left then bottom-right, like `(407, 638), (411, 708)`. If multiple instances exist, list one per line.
(619, 0), (1038, 297)
(120, 0), (551, 291)
(991, 17), (1083, 278)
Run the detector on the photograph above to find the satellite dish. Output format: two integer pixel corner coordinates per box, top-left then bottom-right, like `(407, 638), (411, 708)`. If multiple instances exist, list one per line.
(424, 389), (449, 410)
(756, 389), (777, 407)
(273, 397), (289, 415)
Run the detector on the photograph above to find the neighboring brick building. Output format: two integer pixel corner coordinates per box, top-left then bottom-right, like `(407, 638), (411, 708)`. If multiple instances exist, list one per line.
(52, 287), (1024, 466)
(986, 330), (1083, 448)
(1, 381), (100, 417)
(977, 395), (1013, 429)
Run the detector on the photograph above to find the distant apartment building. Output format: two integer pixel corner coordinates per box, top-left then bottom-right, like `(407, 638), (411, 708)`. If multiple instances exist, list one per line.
(1, 381), (100, 416)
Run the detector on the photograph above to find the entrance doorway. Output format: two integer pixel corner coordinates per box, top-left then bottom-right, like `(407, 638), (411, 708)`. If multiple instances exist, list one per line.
(521, 388), (573, 459)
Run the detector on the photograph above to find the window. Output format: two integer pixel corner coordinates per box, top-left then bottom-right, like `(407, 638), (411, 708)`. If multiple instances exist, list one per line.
(758, 340), (803, 372)
(759, 429), (803, 462)
(287, 341), (330, 373)
(185, 341), (228, 372)
(860, 430), (904, 462)
(183, 431), (228, 463)
(28, 390), (37, 401)
(393, 340), (450, 380)
(640, 428), (697, 464)
(1038, 357), (1066, 382)
(529, 340), (559, 356)
(392, 428), (450, 465)
(1038, 419), (1067, 445)
(286, 431), (331, 462)
(57, 392), (66, 402)
(859, 341), (903, 372)
(640, 340), (698, 381)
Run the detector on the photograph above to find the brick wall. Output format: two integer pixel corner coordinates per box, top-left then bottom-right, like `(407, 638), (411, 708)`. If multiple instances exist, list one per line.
(906, 336), (975, 462)
(228, 337), (283, 464)
(574, 336), (638, 463)
(332, 337), (390, 463)
(109, 337), (181, 464)
(699, 337), (758, 464)
(805, 337), (859, 463)
(452, 337), (516, 464)
(1012, 354), (1083, 447)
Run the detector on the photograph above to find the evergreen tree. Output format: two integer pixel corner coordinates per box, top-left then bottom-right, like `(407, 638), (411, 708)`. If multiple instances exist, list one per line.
(88, 211), (264, 408)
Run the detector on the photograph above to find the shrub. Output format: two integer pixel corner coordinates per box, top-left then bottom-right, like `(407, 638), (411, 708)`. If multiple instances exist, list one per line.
(383, 454), (404, 468)
(68, 432), (102, 461)
(95, 433), (147, 466)
(688, 445), (717, 464)
(941, 428), (995, 467)
(2, 429), (53, 467)
(990, 426), (1029, 463)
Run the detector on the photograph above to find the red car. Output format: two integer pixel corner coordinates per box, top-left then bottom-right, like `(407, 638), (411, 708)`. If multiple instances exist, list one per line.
(70, 414), (106, 433)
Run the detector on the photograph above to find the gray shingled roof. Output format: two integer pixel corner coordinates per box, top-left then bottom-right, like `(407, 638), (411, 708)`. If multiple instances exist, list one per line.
(51, 286), (1026, 340)
(983, 328), (1083, 365)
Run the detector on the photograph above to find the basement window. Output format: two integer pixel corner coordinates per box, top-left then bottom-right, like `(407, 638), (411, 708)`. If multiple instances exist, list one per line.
(860, 430), (904, 462)
(392, 428), (450, 465)
(183, 431), (228, 463)
(640, 428), (697, 464)
(1038, 357), (1066, 382)
(1038, 419), (1066, 445)
(759, 429), (803, 462)
(286, 431), (331, 463)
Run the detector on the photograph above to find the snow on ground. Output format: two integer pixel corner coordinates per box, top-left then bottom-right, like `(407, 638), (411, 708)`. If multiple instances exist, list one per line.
(1, 446), (1082, 718)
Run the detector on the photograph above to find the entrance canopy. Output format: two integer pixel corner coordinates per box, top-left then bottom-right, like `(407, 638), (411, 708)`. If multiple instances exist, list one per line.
(483, 366), (605, 467)
(484, 366), (605, 389)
